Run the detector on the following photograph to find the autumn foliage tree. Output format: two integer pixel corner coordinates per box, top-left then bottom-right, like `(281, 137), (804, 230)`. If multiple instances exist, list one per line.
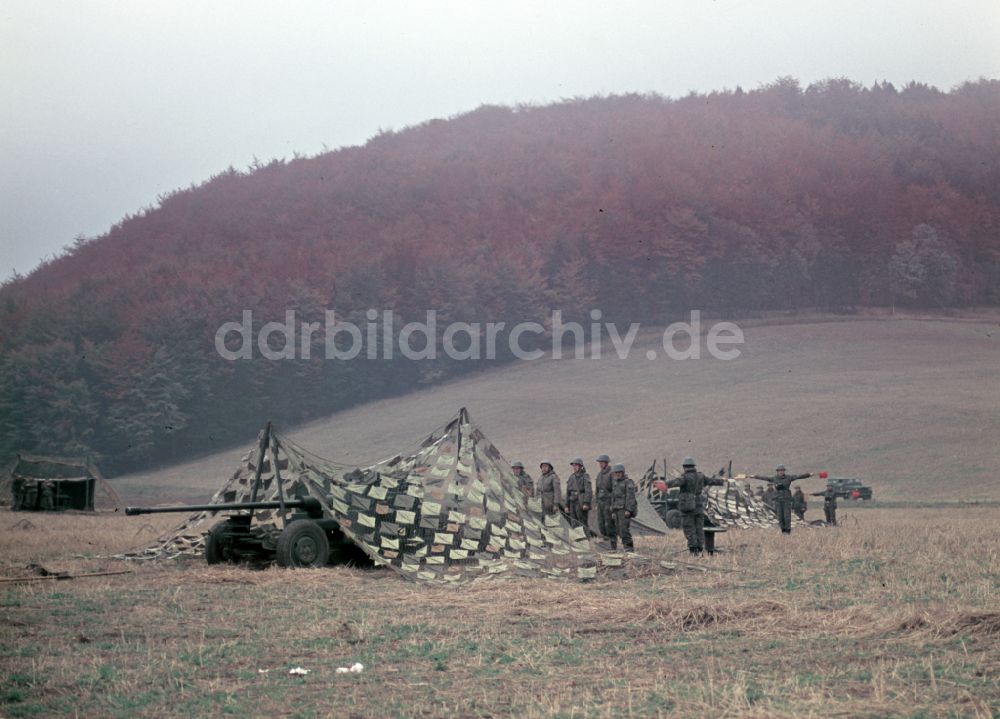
(2, 78), (999, 472)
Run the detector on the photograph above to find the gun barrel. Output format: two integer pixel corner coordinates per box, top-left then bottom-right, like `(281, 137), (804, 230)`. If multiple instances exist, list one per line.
(125, 497), (322, 516)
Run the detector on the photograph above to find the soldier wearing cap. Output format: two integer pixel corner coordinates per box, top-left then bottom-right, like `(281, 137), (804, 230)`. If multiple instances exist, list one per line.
(751, 464), (812, 533)
(811, 482), (838, 525)
(608, 464), (638, 551)
(665, 457), (726, 555)
(564, 458), (593, 530)
(536, 461), (563, 515)
(511, 461), (534, 498)
(593, 454), (614, 538)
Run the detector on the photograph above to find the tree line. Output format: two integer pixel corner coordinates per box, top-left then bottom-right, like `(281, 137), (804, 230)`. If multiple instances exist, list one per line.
(2, 77), (999, 473)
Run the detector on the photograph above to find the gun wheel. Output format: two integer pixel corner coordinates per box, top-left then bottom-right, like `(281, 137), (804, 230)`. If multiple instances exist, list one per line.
(276, 519), (329, 568)
(664, 509), (683, 530)
(205, 519), (234, 565)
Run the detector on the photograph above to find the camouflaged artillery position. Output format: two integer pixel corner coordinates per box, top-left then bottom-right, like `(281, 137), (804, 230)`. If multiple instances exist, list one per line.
(126, 409), (604, 584)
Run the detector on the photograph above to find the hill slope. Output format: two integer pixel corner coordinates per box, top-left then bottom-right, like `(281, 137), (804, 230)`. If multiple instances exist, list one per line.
(4, 79), (1000, 474)
(116, 315), (1000, 503)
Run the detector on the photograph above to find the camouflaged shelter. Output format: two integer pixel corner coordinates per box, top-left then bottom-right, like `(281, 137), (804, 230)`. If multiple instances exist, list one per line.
(132, 409), (602, 583)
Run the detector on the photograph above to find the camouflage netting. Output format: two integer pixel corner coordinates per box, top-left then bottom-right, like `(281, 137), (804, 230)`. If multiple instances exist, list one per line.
(128, 409), (614, 583)
(641, 463), (809, 529)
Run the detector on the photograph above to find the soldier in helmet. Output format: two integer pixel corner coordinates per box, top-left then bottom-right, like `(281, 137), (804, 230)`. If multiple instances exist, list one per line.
(11, 474), (25, 511)
(751, 465), (812, 533)
(565, 459), (593, 530)
(812, 482), (838, 525)
(665, 458), (726, 555)
(511, 461), (534, 498)
(608, 464), (637, 551)
(536, 461), (563, 515)
(792, 486), (807, 520)
(593, 454), (614, 538)
(39, 480), (55, 512)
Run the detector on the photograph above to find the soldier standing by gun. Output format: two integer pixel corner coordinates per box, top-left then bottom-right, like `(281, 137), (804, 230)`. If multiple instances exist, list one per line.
(565, 459), (593, 530)
(665, 457), (725, 555)
(812, 483), (838, 525)
(593, 454), (614, 538)
(792, 486), (807, 520)
(536, 461), (563, 516)
(511, 461), (534, 498)
(750, 465), (812, 533)
(608, 464), (637, 551)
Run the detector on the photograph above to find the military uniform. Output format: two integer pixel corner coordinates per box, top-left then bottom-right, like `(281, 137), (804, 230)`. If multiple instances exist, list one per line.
(565, 468), (593, 530)
(753, 468), (811, 533)
(514, 471), (534, 498)
(792, 487), (807, 520)
(21, 479), (38, 511)
(812, 488), (838, 525)
(39, 481), (55, 512)
(665, 462), (725, 554)
(536, 468), (562, 515)
(11, 476), (25, 511)
(608, 467), (638, 551)
(594, 464), (614, 538)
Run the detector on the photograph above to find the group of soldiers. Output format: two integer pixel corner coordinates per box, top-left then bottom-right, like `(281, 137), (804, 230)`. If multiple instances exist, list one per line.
(512, 455), (638, 551)
(10, 476), (56, 512)
(751, 466), (838, 528)
(511, 457), (840, 556)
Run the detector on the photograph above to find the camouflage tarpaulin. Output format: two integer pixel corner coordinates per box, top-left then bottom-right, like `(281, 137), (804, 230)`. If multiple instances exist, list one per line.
(129, 409), (604, 583)
(641, 462), (809, 529)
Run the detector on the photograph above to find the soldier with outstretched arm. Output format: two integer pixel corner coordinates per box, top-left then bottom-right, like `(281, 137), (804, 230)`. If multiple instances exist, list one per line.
(608, 464), (638, 551)
(565, 458), (593, 530)
(749, 464), (812, 533)
(811, 483), (838, 525)
(664, 457), (726, 555)
(536, 461), (563, 515)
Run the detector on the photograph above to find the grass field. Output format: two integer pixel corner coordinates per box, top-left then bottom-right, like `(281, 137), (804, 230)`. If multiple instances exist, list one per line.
(2, 506), (998, 718)
(114, 314), (1000, 505)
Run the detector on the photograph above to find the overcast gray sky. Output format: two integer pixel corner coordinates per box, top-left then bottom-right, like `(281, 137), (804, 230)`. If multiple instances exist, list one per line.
(2, 0), (999, 279)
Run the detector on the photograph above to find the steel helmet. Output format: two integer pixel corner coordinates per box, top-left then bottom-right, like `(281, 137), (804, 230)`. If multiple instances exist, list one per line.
(596, 454), (610, 463)
(612, 463), (626, 473)
(540, 460), (553, 469)
(776, 464), (786, 471)
(570, 457), (583, 466)
(682, 457), (695, 467)
(511, 460), (524, 469)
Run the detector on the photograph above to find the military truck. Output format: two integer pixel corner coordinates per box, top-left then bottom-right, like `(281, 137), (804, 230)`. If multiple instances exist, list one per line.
(825, 477), (873, 501)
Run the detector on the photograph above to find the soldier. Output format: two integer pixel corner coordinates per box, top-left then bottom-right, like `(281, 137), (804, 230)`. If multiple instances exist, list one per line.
(593, 454), (614, 538)
(792, 486), (807, 520)
(21, 479), (38, 511)
(39, 480), (55, 511)
(511, 460), (534, 498)
(608, 464), (637, 551)
(536, 461), (563, 515)
(763, 484), (776, 511)
(11, 475), (25, 511)
(812, 483), (838, 525)
(564, 459), (593, 530)
(751, 465), (812, 533)
(665, 457), (725, 555)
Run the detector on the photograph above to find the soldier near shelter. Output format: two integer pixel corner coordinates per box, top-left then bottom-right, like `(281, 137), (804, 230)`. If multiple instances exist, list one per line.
(11, 475), (25, 511)
(593, 454), (614, 538)
(564, 458), (593, 530)
(751, 465), (812, 533)
(511, 461), (534, 498)
(39, 480), (56, 512)
(608, 464), (637, 551)
(812, 483), (838, 525)
(792, 486), (807, 520)
(665, 457), (726, 555)
(536, 461), (563, 515)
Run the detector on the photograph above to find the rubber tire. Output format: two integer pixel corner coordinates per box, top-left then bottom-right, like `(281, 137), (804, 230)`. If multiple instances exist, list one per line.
(665, 509), (683, 530)
(276, 520), (330, 568)
(204, 520), (231, 565)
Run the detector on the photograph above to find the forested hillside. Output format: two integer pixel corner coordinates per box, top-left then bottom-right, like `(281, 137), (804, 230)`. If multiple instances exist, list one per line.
(3, 78), (999, 472)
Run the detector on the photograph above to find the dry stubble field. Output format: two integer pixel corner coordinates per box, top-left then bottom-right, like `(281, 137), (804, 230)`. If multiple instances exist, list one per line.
(1, 506), (998, 718)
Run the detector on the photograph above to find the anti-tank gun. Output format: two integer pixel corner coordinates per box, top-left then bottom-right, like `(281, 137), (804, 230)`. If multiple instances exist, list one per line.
(125, 424), (365, 568)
